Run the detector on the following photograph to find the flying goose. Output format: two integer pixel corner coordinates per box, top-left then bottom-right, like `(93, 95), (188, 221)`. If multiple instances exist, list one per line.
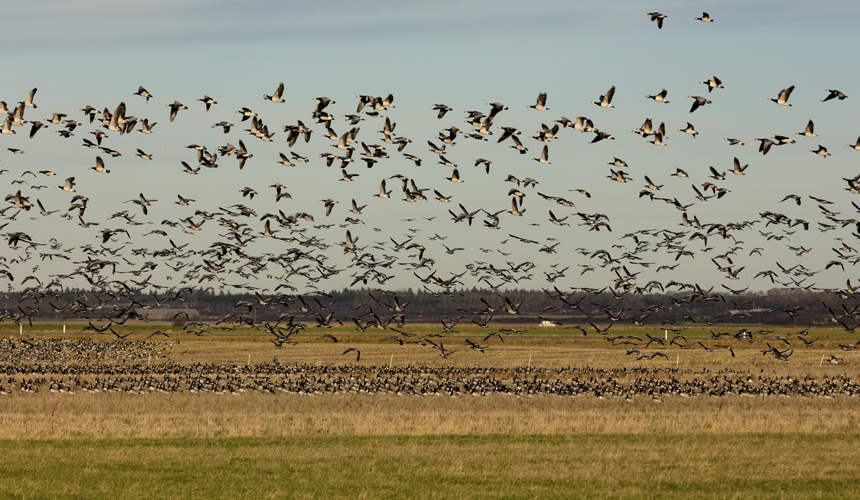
(810, 145), (830, 157)
(133, 86), (153, 101)
(166, 101), (187, 122)
(527, 93), (549, 110)
(21, 88), (37, 108)
(731, 157), (748, 175)
(756, 138), (775, 155)
(57, 177), (76, 192)
(533, 145), (550, 164)
(688, 95), (711, 113)
(768, 85), (795, 106)
(699, 76), (723, 92)
(0, 115), (13, 135)
(847, 137), (860, 151)
(138, 118), (156, 133)
(646, 89), (669, 103)
(591, 86), (616, 108)
(796, 120), (816, 137)
(822, 89), (848, 102)
(321, 199), (337, 216)
(197, 95), (217, 110)
(678, 122), (698, 137)
(135, 149), (152, 160)
(89, 156), (110, 173)
(694, 12), (714, 22)
(264, 82), (285, 103)
(443, 169), (463, 182)
(724, 138), (744, 146)
(647, 12), (667, 29)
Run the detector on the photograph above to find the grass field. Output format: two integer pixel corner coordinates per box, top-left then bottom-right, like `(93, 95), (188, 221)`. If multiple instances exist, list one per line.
(2, 434), (858, 499)
(1, 324), (858, 498)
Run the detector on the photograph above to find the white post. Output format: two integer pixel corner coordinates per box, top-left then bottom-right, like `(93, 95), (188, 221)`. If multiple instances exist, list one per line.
(676, 355), (679, 367)
(63, 325), (66, 334)
(528, 353), (532, 368)
(820, 355), (825, 366)
(665, 329), (668, 340)
(248, 354), (251, 365)
(389, 354), (393, 368)
(19, 324), (22, 335)
(148, 354), (151, 366)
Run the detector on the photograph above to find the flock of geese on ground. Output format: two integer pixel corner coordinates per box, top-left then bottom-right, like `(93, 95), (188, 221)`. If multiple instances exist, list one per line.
(2, 10), (860, 372)
(0, 336), (855, 400)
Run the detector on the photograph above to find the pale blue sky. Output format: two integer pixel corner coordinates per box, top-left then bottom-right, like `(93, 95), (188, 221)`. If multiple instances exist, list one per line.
(2, 1), (860, 293)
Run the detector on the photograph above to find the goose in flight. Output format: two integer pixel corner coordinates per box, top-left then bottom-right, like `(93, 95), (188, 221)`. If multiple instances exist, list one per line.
(731, 157), (748, 175)
(166, 101), (187, 122)
(321, 199), (337, 216)
(1, 115), (15, 135)
(645, 89), (669, 103)
(133, 86), (153, 101)
(688, 95), (711, 113)
(432, 104), (452, 119)
(694, 12), (714, 22)
(21, 88), (37, 109)
(197, 95), (217, 111)
(822, 89), (848, 102)
(678, 122), (698, 137)
(264, 82), (285, 103)
(443, 169), (463, 182)
(699, 76), (723, 92)
(810, 145), (830, 157)
(847, 137), (860, 151)
(89, 156), (110, 173)
(591, 86), (616, 108)
(647, 12), (667, 29)
(768, 85), (795, 106)
(527, 93), (549, 110)
(724, 138), (744, 146)
(756, 138), (775, 155)
(533, 145), (550, 164)
(57, 177), (76, 192)
(138, 118), (157, 134)
(796, 120), (816, 137)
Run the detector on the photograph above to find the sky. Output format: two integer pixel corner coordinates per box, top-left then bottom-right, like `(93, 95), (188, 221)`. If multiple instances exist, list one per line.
(2, 0), (860, 295)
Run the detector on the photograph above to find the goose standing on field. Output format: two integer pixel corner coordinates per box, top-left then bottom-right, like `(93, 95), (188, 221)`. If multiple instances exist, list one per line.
(166, 101), (187, 122)
(768, 86), (795, 106)
(796, 120), (816, 137)
(591, 86), (616, 108)
(647, 12), (667, 29)
(699, 76), (723, 92)
(810, 145), (830, 157)
(264, 82), (286, 103)
(133, 86), (153, 101)
(646, 89), (669, 103)
(527, 93), (549, 110)
(822, 89), (848, 102)
(694, 12), (714, 22)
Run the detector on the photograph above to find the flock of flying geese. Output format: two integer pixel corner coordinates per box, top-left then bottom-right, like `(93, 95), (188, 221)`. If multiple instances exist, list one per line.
(0, 9), (858, 370)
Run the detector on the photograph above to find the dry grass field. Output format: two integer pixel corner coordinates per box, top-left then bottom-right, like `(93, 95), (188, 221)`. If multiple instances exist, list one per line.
(1, 324), (859, 498)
